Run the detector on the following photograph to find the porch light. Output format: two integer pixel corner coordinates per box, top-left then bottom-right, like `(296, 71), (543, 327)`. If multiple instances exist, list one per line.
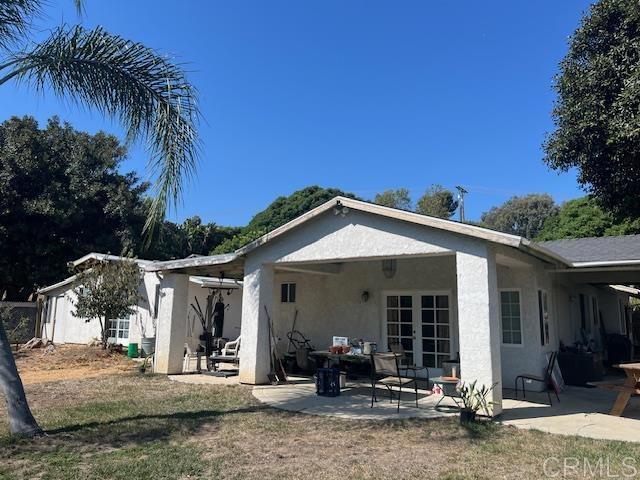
(333, 200), (350, 217)
(382, 259), (397, 279)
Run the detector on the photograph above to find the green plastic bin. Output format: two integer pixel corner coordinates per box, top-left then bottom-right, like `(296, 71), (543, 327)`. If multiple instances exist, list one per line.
(127, 343), (139, 358)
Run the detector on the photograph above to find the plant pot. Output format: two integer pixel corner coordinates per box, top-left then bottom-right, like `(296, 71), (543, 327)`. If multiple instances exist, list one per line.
(460, 409), (477, 424)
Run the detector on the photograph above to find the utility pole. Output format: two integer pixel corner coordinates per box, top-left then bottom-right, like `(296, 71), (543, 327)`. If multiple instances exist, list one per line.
(455, 186), (468, 222)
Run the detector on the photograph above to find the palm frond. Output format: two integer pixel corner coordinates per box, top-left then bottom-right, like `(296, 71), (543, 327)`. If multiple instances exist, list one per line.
(0, 0), (41, 50)
(1, 25), (200, 239)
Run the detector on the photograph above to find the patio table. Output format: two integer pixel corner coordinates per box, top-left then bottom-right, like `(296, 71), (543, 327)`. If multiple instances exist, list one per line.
(309, 351), (371, 383)
(604, 363), (640, 416)
(431, 376), (462, 410)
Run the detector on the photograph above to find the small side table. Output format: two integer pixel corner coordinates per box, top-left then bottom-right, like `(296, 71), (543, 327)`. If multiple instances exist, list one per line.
(432, 376), (461, 410)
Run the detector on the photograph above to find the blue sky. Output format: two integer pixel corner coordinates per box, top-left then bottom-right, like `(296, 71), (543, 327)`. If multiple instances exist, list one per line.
(0, 1), (594, 226)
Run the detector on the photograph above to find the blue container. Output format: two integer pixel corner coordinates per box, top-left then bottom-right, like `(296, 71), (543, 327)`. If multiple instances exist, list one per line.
(316, 368), (341, 397)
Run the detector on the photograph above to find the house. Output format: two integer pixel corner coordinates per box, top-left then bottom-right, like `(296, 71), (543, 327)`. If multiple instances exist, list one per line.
(37, 253), (243, 349)
(140, 197), (638, 416)
(36, 197), (638, 416)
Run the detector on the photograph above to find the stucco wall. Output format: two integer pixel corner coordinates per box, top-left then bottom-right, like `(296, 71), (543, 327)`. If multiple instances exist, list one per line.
(496, 263), (547, 390)
(39, 272), (249, 348)
(271, 255), (459, 362)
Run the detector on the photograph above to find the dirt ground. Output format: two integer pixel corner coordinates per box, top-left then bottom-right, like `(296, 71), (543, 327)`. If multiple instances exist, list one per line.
(13, 344), (138, 385)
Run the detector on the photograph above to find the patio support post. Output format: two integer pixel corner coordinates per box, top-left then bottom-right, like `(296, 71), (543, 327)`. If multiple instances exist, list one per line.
(153, 273), (189, 374)
(456, 245), (503, 416)
(239, 260), (274, 384)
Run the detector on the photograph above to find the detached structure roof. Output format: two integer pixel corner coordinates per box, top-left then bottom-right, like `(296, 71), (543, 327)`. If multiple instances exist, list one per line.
(539, 235), (640, 266)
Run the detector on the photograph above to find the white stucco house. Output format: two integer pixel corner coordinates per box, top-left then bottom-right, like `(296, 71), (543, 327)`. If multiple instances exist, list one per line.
(133, 197), (638, 416)
(37, 197), (638, 416)
(37, 253), (243, 350)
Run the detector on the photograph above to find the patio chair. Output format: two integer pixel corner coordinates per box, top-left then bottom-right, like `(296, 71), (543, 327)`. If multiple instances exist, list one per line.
(209, 336), (241, 372)
(370, 352), (419, 412)
(389, 342), (430, 387)
(515, 351), (560, 406)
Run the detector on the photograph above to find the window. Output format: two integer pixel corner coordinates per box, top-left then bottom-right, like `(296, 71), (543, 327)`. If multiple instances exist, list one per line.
(538, 290), (550, 346)
(619, 300), (628, 335)
(108, 318), (130, 341)
(281, 283), (296, 303)
(591, 296), (599, 327)
(500, 291), (522, 345)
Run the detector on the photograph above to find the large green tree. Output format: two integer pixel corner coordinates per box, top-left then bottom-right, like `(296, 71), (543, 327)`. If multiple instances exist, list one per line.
(213, 186), (357, 254)
(481, 194), (558, 239)
(0, 0), (199, 438)
(147, 215), (240, 260)
(0, 116), (148, 300)
(415, 185), (458, 219)
(545, 0), (640, 218)
(373, 188), (412, 210)
(536, 196), (640, 241)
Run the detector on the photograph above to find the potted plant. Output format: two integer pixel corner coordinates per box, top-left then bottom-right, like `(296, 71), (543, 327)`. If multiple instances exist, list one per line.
(458, 380), (497, 424)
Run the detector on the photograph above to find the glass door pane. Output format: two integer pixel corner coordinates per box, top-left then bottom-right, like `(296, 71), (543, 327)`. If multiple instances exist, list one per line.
(386, 295), (414, 365)
(421, 294), (450, 368)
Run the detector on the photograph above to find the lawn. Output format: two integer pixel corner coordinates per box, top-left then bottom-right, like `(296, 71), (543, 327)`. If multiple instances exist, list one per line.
(1, 347), (639, 479)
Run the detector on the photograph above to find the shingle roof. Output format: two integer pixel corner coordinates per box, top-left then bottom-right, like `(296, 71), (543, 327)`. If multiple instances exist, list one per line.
(538, 235), (640, 264)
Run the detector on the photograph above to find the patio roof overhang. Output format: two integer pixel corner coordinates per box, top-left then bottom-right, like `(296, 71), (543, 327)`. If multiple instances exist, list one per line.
(144, 252), (245, 279)
(550, 263), (640, 285)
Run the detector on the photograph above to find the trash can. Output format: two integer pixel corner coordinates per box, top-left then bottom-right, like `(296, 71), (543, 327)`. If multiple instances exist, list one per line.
(140, 336), (156, 356)
(316, 368), (341, 397)
(127, 343), (139, 358)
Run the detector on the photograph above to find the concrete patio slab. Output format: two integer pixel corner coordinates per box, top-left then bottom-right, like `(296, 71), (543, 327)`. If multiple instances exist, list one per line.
(500, 386), (640, 443)
(252, 378), (457, 420)
(171, 373), (640, 443)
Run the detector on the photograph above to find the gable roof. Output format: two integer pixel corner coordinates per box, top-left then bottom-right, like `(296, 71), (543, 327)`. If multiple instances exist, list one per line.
(234, 196), (568, 264)
(539, 235), (640, 266)
(71, 253), (154, 268)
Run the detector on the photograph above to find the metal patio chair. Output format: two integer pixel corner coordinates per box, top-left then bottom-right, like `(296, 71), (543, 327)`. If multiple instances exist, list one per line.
(370, 352), (419, 412)
(389, 342), (430, 387)
(515, 351), (560, 406)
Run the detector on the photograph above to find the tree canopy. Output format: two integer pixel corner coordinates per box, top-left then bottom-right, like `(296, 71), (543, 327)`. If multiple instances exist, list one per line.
(373, 188), (412, 210)
(213, 186), (357, 254)
(0, 116), (148, 300)
(544, 0), (640, 218)
(481, 194), (558, 239)
(415, 185), (458, 219)
(0, 116), (233, 300)
(536, 196), (640, 241)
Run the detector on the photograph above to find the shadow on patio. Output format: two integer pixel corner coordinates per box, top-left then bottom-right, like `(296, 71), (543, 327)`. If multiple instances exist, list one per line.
(252, 377), (640, 442)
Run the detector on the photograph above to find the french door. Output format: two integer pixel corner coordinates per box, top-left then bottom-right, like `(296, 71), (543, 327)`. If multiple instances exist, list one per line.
(384, 292), (452, 370)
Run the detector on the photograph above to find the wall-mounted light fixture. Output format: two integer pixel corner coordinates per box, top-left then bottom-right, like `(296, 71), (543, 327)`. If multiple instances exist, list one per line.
(361, 290), (370, 303)
(382, 259), (397, 279)
(333, 200), (350, 217)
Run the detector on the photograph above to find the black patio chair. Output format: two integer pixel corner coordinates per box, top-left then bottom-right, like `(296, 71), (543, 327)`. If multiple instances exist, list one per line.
(370, 352), (419, 412)
(389, 342), (430, 387)
(515, 351), (560, 406)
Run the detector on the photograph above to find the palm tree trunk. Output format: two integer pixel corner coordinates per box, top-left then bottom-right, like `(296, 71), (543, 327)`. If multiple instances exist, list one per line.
(0, 320), (43, 437)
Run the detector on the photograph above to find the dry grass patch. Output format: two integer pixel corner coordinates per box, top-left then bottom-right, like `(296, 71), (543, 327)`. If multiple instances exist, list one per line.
(1, 354), (640, 479)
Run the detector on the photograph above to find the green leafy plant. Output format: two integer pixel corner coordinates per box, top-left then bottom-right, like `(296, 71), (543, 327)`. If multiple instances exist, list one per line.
(459, 380), (497, 417)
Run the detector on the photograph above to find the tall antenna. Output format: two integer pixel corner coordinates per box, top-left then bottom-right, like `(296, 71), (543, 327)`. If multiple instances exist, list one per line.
(455, 186), (468, 222)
